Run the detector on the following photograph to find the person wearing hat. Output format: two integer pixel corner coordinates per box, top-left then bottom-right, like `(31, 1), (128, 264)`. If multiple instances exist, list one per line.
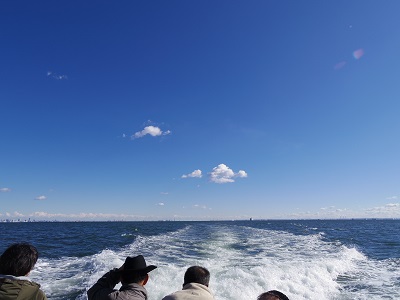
(87, 255), (157, 300)
(161, 266), (214, 300)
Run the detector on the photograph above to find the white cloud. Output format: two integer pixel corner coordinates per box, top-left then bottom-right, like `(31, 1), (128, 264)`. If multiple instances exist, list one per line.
(35, 195), (47, 201)
(209, 164), (248, 184)
(160, 192), (169, 195)
(320, 206), (335, 211)
(365, 203), (400, 216)
(182, 169), (202, 179)
(134, 126), (161, 138)
(14, 211), (24, 217)
(193, 204), (210, 210)
(47, 71), (68, 80)
(290, 202), (400, 220)
(132, 126), (171, 139)
(29, 211), (150, 221)
(236, 170), (248, 178)
(157, 202), (165, 206)
(0, 188), (11, 192)
(386, 196), (398, 200)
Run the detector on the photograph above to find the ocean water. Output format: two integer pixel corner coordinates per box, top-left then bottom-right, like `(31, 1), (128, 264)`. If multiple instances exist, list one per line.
(0, 220), (399, 300)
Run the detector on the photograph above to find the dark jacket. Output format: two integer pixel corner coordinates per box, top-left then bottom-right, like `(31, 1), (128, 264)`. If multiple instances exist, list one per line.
(87, 269), (148, 300)
(0, 275), (47, 300)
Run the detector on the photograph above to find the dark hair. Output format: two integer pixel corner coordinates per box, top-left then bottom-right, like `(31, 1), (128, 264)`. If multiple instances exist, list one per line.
(183, 266), (210, 287)
(258, 290), (289, 300)
(0, 243), (39, 276)
(121, 271), (147, 284)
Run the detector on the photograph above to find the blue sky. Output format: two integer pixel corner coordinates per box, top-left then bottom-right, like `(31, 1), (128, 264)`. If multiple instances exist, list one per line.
(1, 1), (400, 220)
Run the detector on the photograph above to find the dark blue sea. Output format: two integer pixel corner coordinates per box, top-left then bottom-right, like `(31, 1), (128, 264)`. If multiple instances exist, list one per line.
(1, 220), (399, 299)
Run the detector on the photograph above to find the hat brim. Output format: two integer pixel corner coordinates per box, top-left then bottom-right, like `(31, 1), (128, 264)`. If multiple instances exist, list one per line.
(124, 265), (157, 274)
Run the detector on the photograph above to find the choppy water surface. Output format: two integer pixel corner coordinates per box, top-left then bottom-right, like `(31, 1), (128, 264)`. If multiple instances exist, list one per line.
(0, 220), (399, 300)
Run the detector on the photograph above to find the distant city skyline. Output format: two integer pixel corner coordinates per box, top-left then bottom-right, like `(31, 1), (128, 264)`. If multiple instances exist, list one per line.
(1, 1), (400, 220)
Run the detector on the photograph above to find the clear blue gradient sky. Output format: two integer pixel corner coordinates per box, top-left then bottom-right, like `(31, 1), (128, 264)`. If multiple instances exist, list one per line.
(1, 1), (400, 220)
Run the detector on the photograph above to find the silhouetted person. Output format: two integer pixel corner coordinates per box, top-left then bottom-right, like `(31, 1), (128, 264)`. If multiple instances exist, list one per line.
(257, 290), (289, 300)
(0, 243), (47, 300)
(88, 255), (157, 300)
(162, 266), (214, 300)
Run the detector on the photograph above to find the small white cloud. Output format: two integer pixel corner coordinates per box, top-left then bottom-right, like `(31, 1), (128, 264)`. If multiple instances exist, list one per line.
(132, 126), (171, 139)
(236, 170), (248, 178)
(47, 71), (68, 80)
(35, 195), (47, 201)
(160, 192), (169, 195)
(209, 164), (248, 184)
(193, 204), (208, 209)
(386, 196), (398, 200)
(14, 211), (24, 217)
(320, 206), (335, 211)
(182, 169), (202, 179)
(0, 188), (11, 192)
(157, 202), (165, 206)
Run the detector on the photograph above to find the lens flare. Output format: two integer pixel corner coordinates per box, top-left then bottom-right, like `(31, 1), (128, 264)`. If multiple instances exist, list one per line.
(353, 48), (364, 59)
(334, 61), (346, 70)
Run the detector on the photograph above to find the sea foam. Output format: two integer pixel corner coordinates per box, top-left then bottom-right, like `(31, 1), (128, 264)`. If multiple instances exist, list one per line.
(32, 224), (398, 300)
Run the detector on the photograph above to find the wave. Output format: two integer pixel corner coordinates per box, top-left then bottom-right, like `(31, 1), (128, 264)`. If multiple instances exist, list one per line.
(31, 224), (399, 300)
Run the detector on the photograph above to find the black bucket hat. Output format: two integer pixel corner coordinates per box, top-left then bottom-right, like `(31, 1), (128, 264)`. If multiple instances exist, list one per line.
(123, 255), (157, 274)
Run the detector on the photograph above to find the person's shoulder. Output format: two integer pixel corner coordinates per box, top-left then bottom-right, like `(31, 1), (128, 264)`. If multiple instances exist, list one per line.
(161, 294), (178, 300)
(34, 287), (47, 300)
(0, 277), (37, 288)
(184, 283), (214, 299)
(184, 282), (211, 292)
(20, 280), (47, 299)
(18, 279), (41, 289)
(161, 289), (186, 300)
(1, 279), (47, 300)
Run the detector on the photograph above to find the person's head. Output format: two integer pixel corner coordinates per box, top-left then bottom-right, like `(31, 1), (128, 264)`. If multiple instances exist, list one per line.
(257, 290), (289, 300)
(120, 255), (157, 285)
(0, 243), (39, 277)
(183, 266), (210, 287)
(121, 271), (149, 285)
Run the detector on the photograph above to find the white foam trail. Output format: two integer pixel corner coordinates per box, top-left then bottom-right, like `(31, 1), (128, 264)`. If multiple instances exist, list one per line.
(33, 249), (124, 300)
(30, 224), (400, 300)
